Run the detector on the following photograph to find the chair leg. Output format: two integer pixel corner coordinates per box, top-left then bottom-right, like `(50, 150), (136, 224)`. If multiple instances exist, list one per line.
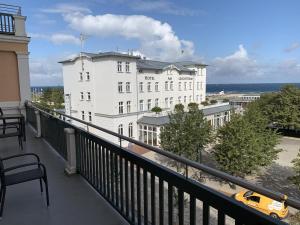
(39, 179), (43, 193)
(43, 175), (49, 206)
(0, 187), (6, 218)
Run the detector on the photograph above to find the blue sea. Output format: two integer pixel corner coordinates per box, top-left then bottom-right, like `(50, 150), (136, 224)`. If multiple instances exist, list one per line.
(206, 83), (300, 94)
(31, 83), (300, 94)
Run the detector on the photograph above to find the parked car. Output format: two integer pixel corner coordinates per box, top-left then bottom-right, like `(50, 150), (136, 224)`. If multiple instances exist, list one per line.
(234, 190), (288, 219)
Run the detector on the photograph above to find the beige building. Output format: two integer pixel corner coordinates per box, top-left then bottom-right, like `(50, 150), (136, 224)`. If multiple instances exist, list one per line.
(0, 4), (30, 114)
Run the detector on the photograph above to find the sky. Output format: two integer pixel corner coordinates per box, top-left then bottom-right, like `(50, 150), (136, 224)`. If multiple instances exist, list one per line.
(8, 0), (300, 85)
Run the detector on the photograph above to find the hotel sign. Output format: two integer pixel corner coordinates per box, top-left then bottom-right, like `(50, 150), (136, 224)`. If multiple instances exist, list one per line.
(179, 77), (193, 80)
(145, 76), (154, 80)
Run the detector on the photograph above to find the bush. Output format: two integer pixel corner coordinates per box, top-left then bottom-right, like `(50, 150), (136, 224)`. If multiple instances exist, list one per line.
(210, 99), (218, 104)
(222, 98), (229, 102)
(151, 106), (162, 113)
(201, 101), (209, 106)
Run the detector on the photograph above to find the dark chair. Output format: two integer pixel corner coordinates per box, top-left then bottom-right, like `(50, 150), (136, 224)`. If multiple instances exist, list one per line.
(0, 153), (49, 217)
(0, 108), (23, 149)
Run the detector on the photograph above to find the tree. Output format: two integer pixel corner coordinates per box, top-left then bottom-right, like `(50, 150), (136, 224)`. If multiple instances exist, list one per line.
(213, 105), (280, 177)
(222, 98), (229, 103)
(256, 85), (300, 130)
(151, 106), (162, 114)
(39, 87), (64, 110)
(160, 103), (212, 174)
(201, 101), (209, 106)
(210, 99), (218, 104)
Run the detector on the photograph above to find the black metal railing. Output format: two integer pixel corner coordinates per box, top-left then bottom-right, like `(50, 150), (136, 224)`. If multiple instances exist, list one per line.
(0, 13), (15, 34)
(25, 104), (37, 130)
(25, 102), (295, 224)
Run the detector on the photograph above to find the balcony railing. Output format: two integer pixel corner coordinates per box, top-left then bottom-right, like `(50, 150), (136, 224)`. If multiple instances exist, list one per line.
(0, 3), (21, 35)
(25, 102), (295, 225)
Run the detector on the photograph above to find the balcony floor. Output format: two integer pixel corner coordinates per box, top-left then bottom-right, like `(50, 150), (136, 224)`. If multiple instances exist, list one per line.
(0, 126), (128, 225)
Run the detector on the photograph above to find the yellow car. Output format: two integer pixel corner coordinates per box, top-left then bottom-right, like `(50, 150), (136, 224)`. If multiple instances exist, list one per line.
(234, 190), (288, 219)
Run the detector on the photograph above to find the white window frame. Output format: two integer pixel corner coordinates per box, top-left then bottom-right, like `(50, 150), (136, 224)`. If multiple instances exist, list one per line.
(165, 97), (169, 108)
(79, 72), (83, 81)
(128, 123), (133, 138)
(119, 101), (124, 114)
(81, 111), (85, 120)
(147, 82), (151, 92)
(147, 99), (152, 110)
(170, 97), (173, 107)
(80, 92), (84, 100)
(184, 82), (187, 91)
(170, 81), (173, 91)
(139, 100), (144, 111)
(88, 112), (92, 122)
(117, 61), (122, 72)
(118, 124), (123, 135)
(139, 82), (144, 93)
(155, 98), (159, 107)
(165, 81), (168, 91)
(126, 82), (131, 93)
(86, 72), (90, 81)
(155, 82), (159, 92)
(87, 92), (91, 101)
(125, 62), (130, 73)
(178, 82), (182, 91)
(118, 82), (123, 93)
(127, 101), (131, 113)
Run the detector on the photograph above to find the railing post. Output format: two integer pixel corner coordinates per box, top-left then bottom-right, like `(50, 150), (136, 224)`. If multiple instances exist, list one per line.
(64, 128), (77, 175)
(35, 110), (41, 138)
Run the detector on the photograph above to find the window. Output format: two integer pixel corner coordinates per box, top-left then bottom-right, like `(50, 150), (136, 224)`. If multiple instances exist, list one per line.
(178, 82), (182, 91)
(155, 82), (159, 92)
(118, 82), (123, 93)
(196, 95), (200, 102)
(80, 92), (84, 100)
(165, 81), (168, 91)
(139, 100), (144, 111)
(247, 196), (260, 203)
(201, 82), (203, 89)
(125, 62), (130, 72)
(184, 82), (187, 91)
(165, 97), (169, 108)
(189, 95), (192, 103)
(147, 99), (152, 110)
(200, 95), (202, 102)
(127, 101), (131, 113)
(155, 98), (159, 107)
(184, 96), (187, 104)
(170, 81), (173, 91)
(139, 82), (144, 93)
(117, 61), (122, 72)
(170, 97), (173, 107)
(87, 92), (91, 101)
(119, 102), (124, 114)
(81, 111), (85, 120)
(126, 82), (131, 92)
(189, 82), (192, 90)
(79, 72), (83, 81)
(128, 123), (133, 138)
(178, 96), (181, 104)
(118, 124), (123, 135)
(138, 125), (158, 146)
(147, 82), (151, 92)
(197, 82), (200, 90)
(86, 72), (90, 81)
(88, 112), (92, 122)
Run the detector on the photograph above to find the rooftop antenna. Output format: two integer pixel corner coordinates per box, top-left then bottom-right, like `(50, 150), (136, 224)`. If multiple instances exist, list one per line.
(80, 33), (88, 72)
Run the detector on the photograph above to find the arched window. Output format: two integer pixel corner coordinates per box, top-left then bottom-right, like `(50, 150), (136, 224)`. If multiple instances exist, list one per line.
(128, 123), (133, 138)
(118, 124), (123, 135)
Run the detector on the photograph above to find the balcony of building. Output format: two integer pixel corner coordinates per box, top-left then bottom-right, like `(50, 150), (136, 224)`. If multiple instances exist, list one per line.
(0, 102), (297, 225)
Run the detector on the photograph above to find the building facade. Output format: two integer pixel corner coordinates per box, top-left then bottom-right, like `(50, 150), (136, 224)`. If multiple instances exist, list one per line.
(0, 4), (31, 114)
(61, 52), (230, 146)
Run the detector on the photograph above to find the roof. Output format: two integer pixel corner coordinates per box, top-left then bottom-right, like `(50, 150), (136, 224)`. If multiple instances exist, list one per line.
(59, 51), (141, 63)
(137, 59), (206, 72)
(137, 104), (232, 126)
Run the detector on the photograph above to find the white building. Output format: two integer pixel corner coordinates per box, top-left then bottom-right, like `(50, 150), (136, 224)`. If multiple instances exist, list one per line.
(61, 52), (230, 146)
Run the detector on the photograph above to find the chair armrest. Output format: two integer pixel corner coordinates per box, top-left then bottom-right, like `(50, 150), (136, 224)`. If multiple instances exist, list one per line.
(2, 153), (40, 163)
(4, 162), (40, 172)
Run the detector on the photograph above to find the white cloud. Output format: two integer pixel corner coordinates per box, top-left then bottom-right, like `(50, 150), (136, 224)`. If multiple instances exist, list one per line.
(284, 42), (300, 53)
(209, 45), (264, 82)
(62, 12), (195, 60)
(30, 58), (63, 86)
(30, 33), (80, 45)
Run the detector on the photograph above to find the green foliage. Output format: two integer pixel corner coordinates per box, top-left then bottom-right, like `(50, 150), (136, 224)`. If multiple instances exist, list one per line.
(213, 105), (280, 177)
(160, 103), (212, 172)
(187, 102), (199, 110)
(201, 101), (209, 106)
(290, 149), (300, 189)
(39, 88), (64, 110)
(210, 99), (218, 104)
(255, 85), (300, 130)
(222, 98), (229, 103)
(151, 106), (162, 113)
